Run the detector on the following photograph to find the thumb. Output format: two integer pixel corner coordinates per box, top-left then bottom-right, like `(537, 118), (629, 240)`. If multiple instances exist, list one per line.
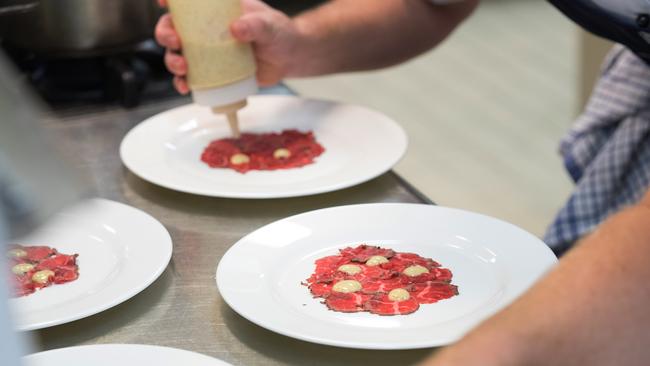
(231, 12), (278, 44)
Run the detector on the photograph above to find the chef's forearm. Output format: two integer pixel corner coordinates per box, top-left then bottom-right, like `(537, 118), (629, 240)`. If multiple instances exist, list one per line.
(425, 190), (650, 366)
(287, 0), (479, 77)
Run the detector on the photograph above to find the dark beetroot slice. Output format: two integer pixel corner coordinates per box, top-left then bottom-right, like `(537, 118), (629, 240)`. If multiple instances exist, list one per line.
(410, 281), (459, 304)
(364, 294), (420, 315)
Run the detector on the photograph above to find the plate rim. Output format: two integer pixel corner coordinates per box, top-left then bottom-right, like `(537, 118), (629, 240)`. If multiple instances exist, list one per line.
(119, 95), (409, 199)
(216, 203), (557, 349)
(23, 344), (232, 366)
(12, 198), (173, 331)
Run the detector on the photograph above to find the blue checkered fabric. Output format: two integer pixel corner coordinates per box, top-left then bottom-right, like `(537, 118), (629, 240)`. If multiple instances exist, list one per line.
(544, 45), (650, 255)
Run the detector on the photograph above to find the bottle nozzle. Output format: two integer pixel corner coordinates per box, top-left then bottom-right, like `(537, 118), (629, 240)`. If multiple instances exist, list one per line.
(212, 100), (247, 138)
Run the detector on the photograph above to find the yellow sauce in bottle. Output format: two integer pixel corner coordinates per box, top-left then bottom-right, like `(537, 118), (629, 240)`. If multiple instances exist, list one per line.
(167, 0), (256, 90)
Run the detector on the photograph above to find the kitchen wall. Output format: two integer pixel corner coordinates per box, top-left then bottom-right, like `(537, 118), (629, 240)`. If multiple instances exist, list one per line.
(578, 31), (613, 110)
(287, 0), (579, 238)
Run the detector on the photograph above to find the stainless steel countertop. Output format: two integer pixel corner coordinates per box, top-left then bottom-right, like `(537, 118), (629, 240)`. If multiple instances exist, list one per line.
(31, 96), (437, 365)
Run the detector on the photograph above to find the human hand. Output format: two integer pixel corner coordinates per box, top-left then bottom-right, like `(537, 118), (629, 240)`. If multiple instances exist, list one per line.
(155, 0), (189, 94)
(154, 0), (303, 93)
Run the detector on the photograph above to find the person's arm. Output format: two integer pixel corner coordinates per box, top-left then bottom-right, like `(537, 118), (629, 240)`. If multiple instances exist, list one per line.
(281, 0), (479, 76)
(424, 189), (650, 366)
(155, 0), (478, 90)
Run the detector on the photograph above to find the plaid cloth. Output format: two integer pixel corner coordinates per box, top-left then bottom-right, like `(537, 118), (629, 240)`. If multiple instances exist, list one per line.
(544, 45), (650, 255)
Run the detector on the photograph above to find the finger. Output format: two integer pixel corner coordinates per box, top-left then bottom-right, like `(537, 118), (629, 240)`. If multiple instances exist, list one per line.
(256, 66), (281, 87)
(256, 72), (276, 88)
(231, 13), (277, 43)
(155, 14), (182, 50)
(164, 50), (188, 76)
(173, 76), (190, 95)
(241, 0), (272, 13)
(157, 0), (167, 7)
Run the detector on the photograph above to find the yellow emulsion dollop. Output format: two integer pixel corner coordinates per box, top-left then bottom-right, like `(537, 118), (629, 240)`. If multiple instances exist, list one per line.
(273, 148), (291, 159)
(12, 263), (34, 275)
(332, 280), (362, 293)
(31, 270), (54, 284)
(366, 256), (389, 266)
(7, 249), (27, 258)
(388, 288), (411, 302)
(337, 264), (362, 275)
(403, 265), (429, 277)
(230, 153), (250, 165)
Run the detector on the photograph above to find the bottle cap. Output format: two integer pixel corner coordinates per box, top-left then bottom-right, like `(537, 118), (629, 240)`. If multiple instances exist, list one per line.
(191, 76), (258, 108)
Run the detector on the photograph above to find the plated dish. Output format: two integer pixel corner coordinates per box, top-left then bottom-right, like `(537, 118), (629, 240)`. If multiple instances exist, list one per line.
(7, 244), (79, 297)
(120, 95), (408, 198)
(217, 203), (557, 349)
(304, 244), (458, 316)
(201, 129), (325, 173)
(23, 344), (232, 366)
(9, 199), (172, 331)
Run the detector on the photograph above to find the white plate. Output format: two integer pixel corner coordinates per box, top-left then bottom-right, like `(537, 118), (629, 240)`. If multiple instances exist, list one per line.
(120, 95), (408, 198)
(9, 199), (172, 331)
(217, 203), (557, 349)
(23, 344), (232, 366)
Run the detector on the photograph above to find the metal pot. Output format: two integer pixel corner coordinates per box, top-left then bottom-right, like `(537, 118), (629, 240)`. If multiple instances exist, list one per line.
(2, 0), (161, 58)
(0, 0), (38, 16)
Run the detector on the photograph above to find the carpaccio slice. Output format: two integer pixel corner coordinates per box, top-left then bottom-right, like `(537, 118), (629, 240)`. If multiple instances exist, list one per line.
(364, 293), (420, 315)
(340, 245), (396, 263)
(201, 129), (325, 173)
(325, 292), (372, 313)
(411, 281), (459, 304)
(6, 244), (79, 297)
(304, 244), (458, 316)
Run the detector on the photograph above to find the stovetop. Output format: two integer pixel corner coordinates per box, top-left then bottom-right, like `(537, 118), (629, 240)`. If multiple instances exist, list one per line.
(0, 0), (327, 112)
(3, 39), (178, 111)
